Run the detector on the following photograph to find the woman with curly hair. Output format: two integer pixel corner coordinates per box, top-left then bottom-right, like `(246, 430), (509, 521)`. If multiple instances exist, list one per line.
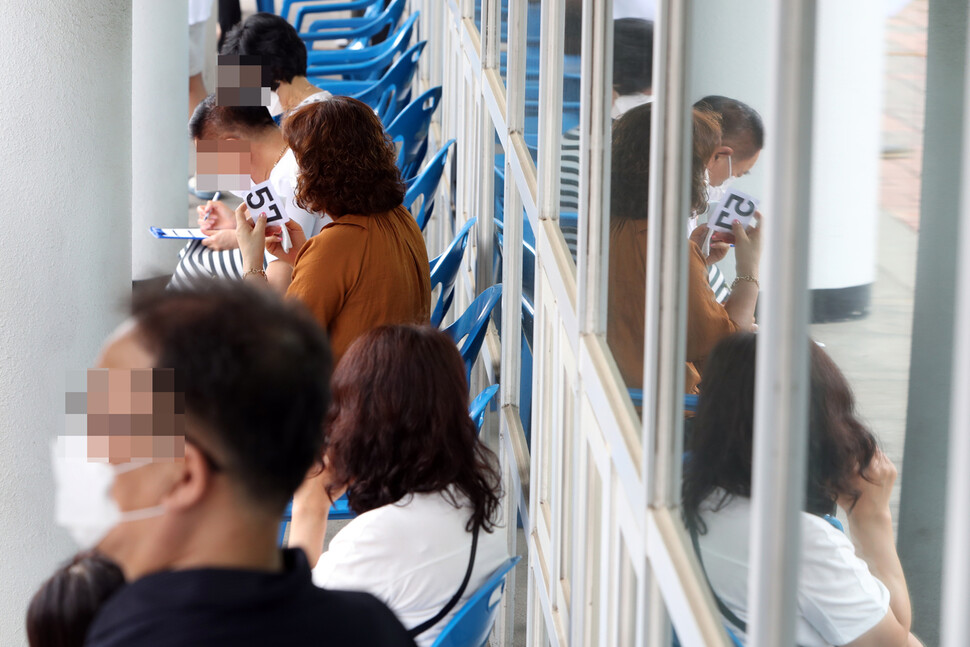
(683, 333), (922, 647)
(288, 325), (508, 647)
(235, 96), (431, 362)
(606, 102), (762, 393)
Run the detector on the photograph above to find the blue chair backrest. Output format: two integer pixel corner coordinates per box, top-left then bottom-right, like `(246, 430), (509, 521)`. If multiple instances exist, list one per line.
(298, 0), (407, 47)
(429, 218), (477, 328)
(387, 86), (442, 179)
(405, 139), (455, 231)
(305, 12), (420, 81)
(430, 556), (521, 647)
(352, 40), (425, 117)
(285, 0), (384, 30)
(443, 285), (503, 381)
(256, 0), (276, 13)
(469, 384), (500, 433)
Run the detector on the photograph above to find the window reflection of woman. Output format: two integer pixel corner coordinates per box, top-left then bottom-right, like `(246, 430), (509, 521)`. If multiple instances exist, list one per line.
(606, 103), (762, 394)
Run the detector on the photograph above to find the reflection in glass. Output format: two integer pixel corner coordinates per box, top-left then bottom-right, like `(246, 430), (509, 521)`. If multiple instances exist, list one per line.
(682, 334), (920, 646)
(606, 104), (760, 397)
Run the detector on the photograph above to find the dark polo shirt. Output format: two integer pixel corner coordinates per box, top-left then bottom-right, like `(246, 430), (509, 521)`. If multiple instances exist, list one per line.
(85, 549), (415, 647)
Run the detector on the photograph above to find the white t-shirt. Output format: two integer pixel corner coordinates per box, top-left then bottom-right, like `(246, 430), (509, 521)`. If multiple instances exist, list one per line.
(313, 490), (508, 647)
(695, 491), (890, 646)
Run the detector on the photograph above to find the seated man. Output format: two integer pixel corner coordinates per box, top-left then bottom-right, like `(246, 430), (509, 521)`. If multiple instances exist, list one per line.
(221, 12), (332, 116)
(171, 96), (329, 291)
(690, 95), (765, 303)
(77, 283), (415, 646)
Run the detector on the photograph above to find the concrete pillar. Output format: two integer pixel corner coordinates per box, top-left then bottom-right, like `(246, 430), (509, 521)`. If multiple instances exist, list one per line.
(897, 1), (969, 644)
(0, 2), (132, 643)
(132, 0), (189, 281)
(689, 0), (884, 322)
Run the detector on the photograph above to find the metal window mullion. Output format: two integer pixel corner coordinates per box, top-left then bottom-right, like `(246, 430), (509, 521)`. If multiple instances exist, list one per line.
(536, 0), (565, 222)
(941, 13), (970, 646)
(576, 0), (612, 336)
(747, 2), (817, 646)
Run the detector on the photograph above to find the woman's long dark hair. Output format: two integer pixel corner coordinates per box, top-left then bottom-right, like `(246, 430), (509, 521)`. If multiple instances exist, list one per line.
(682, 333), (878, 533)
(27, 552), (125, 647)
(325, 325), (502, 532)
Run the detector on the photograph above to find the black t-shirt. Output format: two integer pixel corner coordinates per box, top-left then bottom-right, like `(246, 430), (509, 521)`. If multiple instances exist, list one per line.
(85, 549), (415, 647)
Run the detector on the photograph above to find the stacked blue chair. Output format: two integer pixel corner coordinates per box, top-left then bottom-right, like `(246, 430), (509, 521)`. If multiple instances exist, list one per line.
(429, 218), (478, 328)
(310, 40), (426, 123)
(443, 285), (503, 382)
(305, 12), (419, 81)
(469, 384), (500, 434)
(406, 139), (456, 231)
(295, 0), (408, 50)
(430, 556), (521, 647)
(386, 86), (442, 179)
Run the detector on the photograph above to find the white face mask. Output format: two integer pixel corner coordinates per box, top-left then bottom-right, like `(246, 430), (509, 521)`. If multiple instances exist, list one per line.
(269, 90), (283, 117)
(705, 155), (734, 210)
(52, 441), (166, 551)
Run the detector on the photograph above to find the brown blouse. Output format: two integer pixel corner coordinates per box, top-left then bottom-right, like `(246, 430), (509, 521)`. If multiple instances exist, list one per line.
(607, 218), (739, 394)
(287, 205), (431, 364)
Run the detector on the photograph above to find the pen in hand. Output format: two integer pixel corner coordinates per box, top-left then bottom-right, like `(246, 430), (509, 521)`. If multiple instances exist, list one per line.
(203, 191), (222, 221)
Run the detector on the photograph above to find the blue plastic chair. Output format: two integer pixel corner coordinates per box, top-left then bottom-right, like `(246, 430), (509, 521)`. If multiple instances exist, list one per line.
(278, 494), (355, 546)
(429, 218), (477, 328)
(305, 13), (419, 81)
(386, 86), (442, 179)
(405, 139), (455, 231)
(430, 556), (521, 647)
(282, 0), (383, 29)
(443, 285), (503, 381)
(469, 384), (500, 433)
(297, 0), (407, 49)
(312, 41), (425, 122)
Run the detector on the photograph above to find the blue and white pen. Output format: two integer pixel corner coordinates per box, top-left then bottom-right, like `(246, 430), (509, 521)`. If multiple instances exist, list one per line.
(203, 191), (222, 221)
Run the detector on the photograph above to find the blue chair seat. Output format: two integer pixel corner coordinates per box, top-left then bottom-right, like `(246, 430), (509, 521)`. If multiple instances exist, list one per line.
(430, 556), (521, 647)
(443, 285), (503, 381)
(305, 13), (419, 81)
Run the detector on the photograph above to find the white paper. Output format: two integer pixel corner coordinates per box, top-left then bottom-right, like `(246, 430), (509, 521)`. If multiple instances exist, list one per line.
(706, 188), (760, 234)
(245, 180), (289, 229)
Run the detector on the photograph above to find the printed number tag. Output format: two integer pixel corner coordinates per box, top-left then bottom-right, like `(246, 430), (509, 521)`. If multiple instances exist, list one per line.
(707, 188), (759, 234)
(245, 181), (288, 227)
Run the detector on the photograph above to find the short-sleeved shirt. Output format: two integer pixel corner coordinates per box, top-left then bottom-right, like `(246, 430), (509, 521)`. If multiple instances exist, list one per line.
(695, 492), (890, 646)
(313, 491), (509, 647)
(85, 548), (416, 647)
(286, 205), (431, 363)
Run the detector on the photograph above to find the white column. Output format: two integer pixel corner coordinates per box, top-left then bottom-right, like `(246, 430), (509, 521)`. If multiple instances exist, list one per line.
(691, 0), (884, 319)
(0, 2), (132, 642)
(132, 0), (189, 281)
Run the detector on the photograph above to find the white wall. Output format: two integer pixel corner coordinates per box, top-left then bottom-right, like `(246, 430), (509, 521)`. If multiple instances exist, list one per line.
(690, 0), (884, 292)
(132, 0), (190, 281)
(0, 2), (132, 643)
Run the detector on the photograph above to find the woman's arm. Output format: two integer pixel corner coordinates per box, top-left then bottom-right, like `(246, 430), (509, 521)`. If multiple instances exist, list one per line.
(289, 460), (347, 567)
(722, 214), (762, 331)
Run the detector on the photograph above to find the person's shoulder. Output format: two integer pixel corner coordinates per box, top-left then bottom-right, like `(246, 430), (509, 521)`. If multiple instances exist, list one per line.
(306, 588), (416, 646)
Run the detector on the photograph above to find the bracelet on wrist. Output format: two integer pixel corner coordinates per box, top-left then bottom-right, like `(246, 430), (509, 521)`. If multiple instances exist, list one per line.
(244, 268), (267, 280)
(731, 274), (759, 291)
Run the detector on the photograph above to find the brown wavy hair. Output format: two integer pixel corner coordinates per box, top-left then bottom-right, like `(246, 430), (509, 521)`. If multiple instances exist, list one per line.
(692, 107), (721, 215)
(682, 333), (879, 533)
(281, 96), (405, 217)
(324, 325), (502, 532)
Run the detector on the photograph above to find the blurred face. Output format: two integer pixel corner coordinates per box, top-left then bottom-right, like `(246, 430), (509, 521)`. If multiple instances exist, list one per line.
(195, 139), (253, 192)
(707, 146), (762, 187)
(87, 324), (189, 576)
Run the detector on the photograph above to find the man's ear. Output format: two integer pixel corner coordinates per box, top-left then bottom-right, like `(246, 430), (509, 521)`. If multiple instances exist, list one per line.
(714, 145), (734, 160)
(161, 443), (211, 512)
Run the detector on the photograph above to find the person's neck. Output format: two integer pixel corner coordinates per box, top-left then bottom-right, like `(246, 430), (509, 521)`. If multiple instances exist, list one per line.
(249, 129), (288, 184)
(276, 77), (322, 112)
(162, 507), (284, 576)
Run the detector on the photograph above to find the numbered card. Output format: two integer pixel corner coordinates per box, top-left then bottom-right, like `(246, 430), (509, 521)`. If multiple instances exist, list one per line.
(245, 180), (289, 228)
(707, 188), (760, 234)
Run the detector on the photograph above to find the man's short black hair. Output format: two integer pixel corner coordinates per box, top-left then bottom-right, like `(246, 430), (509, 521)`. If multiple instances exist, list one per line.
(613, 19), (654, 96)
(131, 282), (332, 511)
(221, 13), (307, 91)
(189, 94), (277, 140)
(693, 95), (765, 159)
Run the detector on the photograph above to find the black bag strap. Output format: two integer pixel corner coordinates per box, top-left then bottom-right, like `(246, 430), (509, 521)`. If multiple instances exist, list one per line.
(688, 522), (749, 634)
(408, 523), (481, 639)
